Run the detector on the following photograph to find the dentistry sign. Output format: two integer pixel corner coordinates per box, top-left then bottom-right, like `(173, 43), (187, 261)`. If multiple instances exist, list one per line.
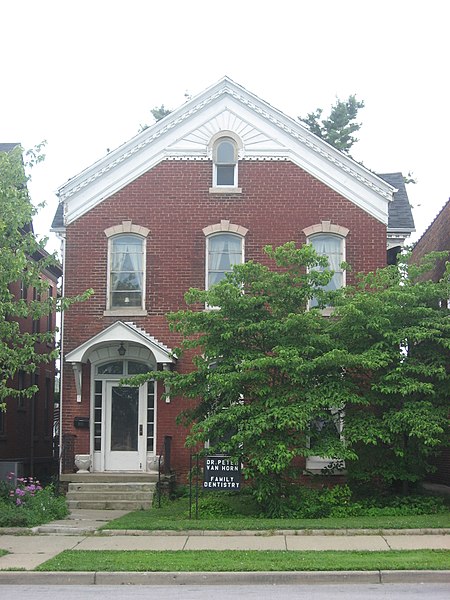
(203, 455), (241, 490)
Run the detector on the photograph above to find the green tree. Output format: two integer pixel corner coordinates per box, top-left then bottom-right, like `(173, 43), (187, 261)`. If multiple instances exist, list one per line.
(137, 243), (357, 514)
(299, 95), (365, 154)
(139, 104), (172, 131)
(0, 145), (91, 410)
(151, 104), (172, 122)
(332, 254), (450, 493)
(130, 245), (448, 507)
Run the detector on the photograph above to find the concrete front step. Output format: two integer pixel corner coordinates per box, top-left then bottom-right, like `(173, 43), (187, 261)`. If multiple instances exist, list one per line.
(69, 482), (156, 493)
(66, 481), (156, 510)
(61, 472), (159, 483)
(67, 499), (152, 510)
(68, 491), (153, 502)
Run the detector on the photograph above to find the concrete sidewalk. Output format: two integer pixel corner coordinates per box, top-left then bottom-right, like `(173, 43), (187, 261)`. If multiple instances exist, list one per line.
(0, 508), (448, 580)
(0, 508), (449, 572)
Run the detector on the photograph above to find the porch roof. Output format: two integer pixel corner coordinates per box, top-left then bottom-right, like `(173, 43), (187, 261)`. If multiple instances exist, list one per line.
(65, 321), (176, 365)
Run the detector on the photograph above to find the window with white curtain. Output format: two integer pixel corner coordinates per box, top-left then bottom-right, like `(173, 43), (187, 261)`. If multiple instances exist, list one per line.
(109, 234), (145, 309)
(206, 233), (243, 290)
(309, 234), (345, 306)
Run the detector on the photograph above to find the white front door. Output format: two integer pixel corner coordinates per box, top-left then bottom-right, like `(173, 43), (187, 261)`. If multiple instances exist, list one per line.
(104, 382), (146, 471)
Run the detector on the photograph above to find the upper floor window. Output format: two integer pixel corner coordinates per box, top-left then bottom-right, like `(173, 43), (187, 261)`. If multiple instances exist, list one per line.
(207, 233), (243, 289)
(303, 222), (349, 308)
(109, 235), (145, 309)
(47, 285), (54, 332)
(32, 287), (41, 334)
(20, 279), (28, 300)
(104, 221), (150, 315)
(214, 138), (237, 187)
(203, 221), (248, 297)
(309, 234), (345, 299)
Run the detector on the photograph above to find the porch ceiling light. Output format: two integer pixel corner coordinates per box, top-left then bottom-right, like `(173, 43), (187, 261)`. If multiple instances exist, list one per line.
(118, 342), (126, 356)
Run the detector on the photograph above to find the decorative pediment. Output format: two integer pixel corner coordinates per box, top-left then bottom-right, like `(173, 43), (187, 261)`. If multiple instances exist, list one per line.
(56, 77), (396, 227)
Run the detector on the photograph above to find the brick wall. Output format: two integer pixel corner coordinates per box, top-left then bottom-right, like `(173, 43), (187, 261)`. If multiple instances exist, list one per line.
(62, 159), (388, 473)
(1, 277), (59, 478)
(410, 200), (450, 485)
(410, 200), (450, 281)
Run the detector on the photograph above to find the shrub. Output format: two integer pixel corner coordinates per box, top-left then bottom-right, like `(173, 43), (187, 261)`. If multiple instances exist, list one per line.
(188, 494), (238, 518)
(254, 483), (447, 519)
(0, 473), (68, 527)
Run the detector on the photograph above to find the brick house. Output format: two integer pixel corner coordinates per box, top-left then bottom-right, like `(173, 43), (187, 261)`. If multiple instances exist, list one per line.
(0, 143), (62, 481)
(410, 199), (449, 486)
(52, 78), (414, 479)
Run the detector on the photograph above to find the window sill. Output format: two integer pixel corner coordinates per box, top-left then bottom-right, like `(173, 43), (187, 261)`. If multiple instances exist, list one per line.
(103, 308), (148, 317)
(306, 456), (345, 473)
(209, 187), (242, 194)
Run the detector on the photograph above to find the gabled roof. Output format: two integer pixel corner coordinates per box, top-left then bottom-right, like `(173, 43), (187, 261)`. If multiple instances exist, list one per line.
(379, 172), (415, 233)
(51, 202), (64, 230)
(54, 77), (398, 229)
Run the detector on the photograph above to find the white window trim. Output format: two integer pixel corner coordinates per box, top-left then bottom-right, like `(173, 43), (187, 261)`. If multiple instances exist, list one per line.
(208, 131), (243, 191)
(303, 221), (349, 312)
(203, 220), (248, 294)
(104, 221), (150, 316)
(306, 408), (346, 473)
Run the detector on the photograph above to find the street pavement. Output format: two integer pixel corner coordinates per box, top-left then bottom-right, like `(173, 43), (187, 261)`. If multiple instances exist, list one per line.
(0, 509), (449, 584)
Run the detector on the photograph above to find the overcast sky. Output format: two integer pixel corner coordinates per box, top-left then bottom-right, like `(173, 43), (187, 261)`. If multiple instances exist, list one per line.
(1, 1), (448, 253)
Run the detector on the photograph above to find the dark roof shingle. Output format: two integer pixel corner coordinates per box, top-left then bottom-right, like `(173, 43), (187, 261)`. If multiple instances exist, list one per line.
(0, 142), (21, 153)
(378, 172), (415, 231)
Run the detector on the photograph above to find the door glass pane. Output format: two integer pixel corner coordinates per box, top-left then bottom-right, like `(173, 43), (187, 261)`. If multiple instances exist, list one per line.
(128, 361), (150, 375)
(97, 361), (124, 375)
(111, 387), (138, 451)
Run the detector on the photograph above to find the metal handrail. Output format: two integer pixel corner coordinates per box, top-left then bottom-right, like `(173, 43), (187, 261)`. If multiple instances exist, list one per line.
(157, 435), (172, 507)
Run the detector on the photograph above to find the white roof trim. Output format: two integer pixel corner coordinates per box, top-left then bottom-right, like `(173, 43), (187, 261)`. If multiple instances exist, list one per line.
(65, 320), (175, 364)
(57, 77), (395, 226)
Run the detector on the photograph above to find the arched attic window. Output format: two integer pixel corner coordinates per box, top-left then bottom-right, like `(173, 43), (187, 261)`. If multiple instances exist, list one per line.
(214, 138), (237, 186)
(209, 132), (242, 189)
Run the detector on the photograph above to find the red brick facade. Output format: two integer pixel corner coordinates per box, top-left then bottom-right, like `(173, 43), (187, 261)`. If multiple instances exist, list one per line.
(410, 200), (450, 282)
(61, 159), (387, 475)
(0, 276), (59, 479)
(410, 199), (450, 486)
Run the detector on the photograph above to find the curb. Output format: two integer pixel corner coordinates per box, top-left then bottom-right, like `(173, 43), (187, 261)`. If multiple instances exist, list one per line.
(98, 528), (450, 537)
(0, 570), (449, 586)
(1, 527), (449, 537)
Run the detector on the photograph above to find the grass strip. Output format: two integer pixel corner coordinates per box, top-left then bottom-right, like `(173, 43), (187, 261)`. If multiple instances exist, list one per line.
(37, 549), (450, 572)
(0, 549), (8, 558)
(102, 511), (450, 531)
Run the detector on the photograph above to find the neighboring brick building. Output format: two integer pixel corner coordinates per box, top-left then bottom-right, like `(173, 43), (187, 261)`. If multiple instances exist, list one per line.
(410, 199), (450, 485)
(0, 143), (62, 480)
(411, 199), (450, 282)
(52, 78), (414, 477)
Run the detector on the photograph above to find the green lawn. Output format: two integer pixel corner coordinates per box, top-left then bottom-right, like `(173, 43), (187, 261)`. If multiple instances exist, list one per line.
(37, 549), (450, 572)
(103, 510), (450, 531)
